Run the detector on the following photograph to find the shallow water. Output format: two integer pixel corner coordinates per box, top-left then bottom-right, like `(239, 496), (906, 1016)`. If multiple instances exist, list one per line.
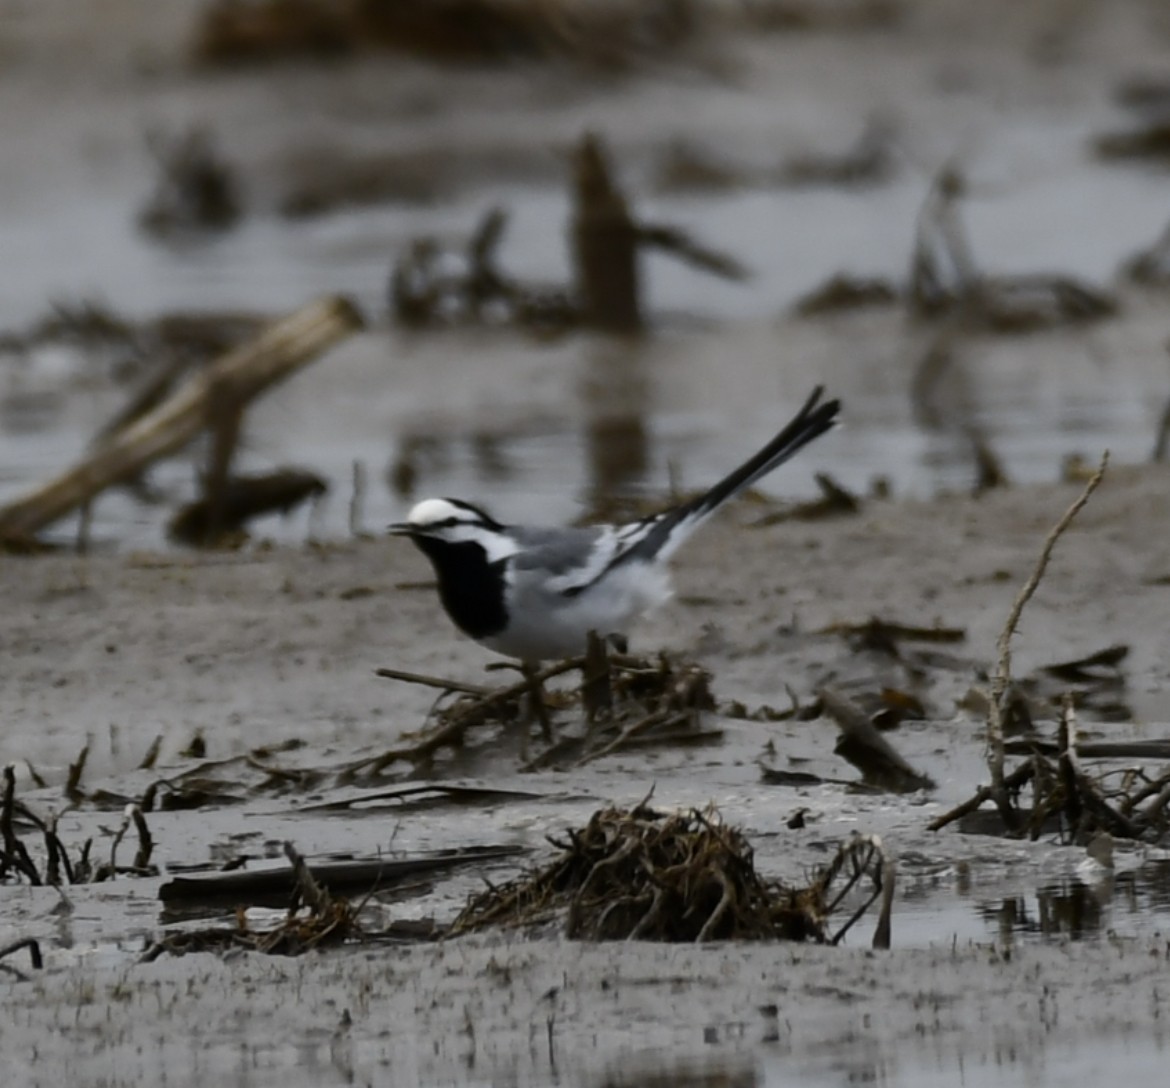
(767, 1033), (1170, 1088)
(4, 2), (1170, 547)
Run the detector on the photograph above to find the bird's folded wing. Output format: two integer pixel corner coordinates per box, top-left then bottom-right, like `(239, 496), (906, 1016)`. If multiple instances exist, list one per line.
(542, 518), (663, 597)
(508, 523), (631, 593)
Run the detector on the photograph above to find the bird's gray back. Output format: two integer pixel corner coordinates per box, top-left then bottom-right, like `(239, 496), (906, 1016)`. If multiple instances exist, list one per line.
(508, 523), (609, 576)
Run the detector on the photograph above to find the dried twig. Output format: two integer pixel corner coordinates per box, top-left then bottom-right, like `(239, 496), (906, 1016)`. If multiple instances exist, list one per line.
(283, 841), (332, 915)
(986, 452), (1109, 827)
(1, 766), (41, 885)
(927, 759), (1038, 832)
(65, 741), (90, 804)
(107, 804), (153, 879)
(0, 937), (44, 980)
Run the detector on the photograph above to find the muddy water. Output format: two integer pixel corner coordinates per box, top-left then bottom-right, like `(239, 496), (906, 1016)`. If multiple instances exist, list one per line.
(4, 1), (1170, 547)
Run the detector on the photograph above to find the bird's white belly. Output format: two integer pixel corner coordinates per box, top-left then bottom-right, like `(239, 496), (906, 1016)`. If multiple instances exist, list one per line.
(482, 562), (672, 662)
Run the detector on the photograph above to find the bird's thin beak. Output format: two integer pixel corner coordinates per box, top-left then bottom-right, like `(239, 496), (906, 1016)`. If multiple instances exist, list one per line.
(387, 522), (414, 537)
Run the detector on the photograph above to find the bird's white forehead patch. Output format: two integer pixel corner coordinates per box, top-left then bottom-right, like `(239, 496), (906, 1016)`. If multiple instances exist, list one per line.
(405, 497), (518, 562)
(408, 498), (468, 527)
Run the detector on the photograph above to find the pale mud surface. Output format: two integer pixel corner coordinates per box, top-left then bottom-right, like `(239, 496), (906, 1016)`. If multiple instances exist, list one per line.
(5, 0), (1170, 1084)
(4, 465), (1170, 1085)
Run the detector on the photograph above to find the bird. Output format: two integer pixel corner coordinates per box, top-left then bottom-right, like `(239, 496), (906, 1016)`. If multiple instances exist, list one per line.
(389, 386), (840, 665)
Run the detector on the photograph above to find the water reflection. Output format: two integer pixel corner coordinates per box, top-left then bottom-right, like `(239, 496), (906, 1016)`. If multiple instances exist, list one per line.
(593, 1056), (757, 1088)
(977, 859), (1170, 943)
(764, 1033), (1170, 1088)
(983, 880), (1108, 943)
(578, 336), (651, 518)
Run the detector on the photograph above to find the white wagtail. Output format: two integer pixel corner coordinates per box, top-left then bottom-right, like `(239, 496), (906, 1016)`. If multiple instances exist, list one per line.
(390, 386), (840, 664)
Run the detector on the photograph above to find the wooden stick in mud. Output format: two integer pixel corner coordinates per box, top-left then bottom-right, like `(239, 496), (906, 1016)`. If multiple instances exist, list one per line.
(820, 686), (935, 794)
(571, 132), (641, 332)
(0, 296), (363, 539)
(569, 132), (750, 332)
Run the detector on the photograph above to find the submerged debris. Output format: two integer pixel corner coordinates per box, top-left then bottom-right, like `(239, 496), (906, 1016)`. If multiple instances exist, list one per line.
(159, 844), (526, 911)
(390, 206), (576, 333)
(193, 0), (699, 69)
(1094, 116), (1170, 162)
(168, 468), (327, 546)
(905, 165), (1116, 331)
(819, 686), (935, 793)
(390, 132), (747, 334)
(139, 127), (241, 237)
(776, 117), (896, 188)
(144, 842), (362, 960)
(451, 800), (893, 946)
(792, 273), (899, 316)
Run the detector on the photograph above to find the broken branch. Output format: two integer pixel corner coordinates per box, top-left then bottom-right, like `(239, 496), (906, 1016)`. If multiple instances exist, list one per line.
(0, 296), (362, 538)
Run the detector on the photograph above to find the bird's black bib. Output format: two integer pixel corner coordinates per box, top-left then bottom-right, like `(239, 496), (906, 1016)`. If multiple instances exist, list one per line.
(411, 536), (508, 640)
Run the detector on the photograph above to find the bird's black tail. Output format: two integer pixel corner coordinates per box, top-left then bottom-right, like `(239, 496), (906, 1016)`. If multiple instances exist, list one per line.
(619, 385), (841, 565)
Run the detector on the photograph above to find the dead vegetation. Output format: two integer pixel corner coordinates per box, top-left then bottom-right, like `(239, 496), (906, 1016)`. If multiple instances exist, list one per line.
(927, 454), (1170, 843)
(144, 803), (894, 959)
(1117, 219), (1170, 292)
(359, 636), (719, 777)
(391, 207), (577, 334)
(143, 842), (364, 960)
(0, 297), (360, 551)
(167, 468), (327, 546)
(1, 765), (155, 886)
(819, 686), (935, 793)
(776, 117), (897, 188)
(792, 274), (899, 316)
(0, 938), (43, 982)
(907, 166), (1116, 331)
(391, 132), (748, 334)
(451, 799), (894, 947)
(192, 0), (700, 69)
(0, 301), (264, 388)
(795, 163), (1117, 330)
(190, 0), (904, 69)
(653, 117), (896, 196)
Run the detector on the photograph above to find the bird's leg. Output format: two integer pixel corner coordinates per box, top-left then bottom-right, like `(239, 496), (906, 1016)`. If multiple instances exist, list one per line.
(521, 661), (554, 743)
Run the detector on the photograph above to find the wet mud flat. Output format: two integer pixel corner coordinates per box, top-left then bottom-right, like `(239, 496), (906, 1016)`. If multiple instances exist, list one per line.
(6, 0), (1170, 1083)
(8, 937), (1170, 1085)
(4, 464), (1170, 1084)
